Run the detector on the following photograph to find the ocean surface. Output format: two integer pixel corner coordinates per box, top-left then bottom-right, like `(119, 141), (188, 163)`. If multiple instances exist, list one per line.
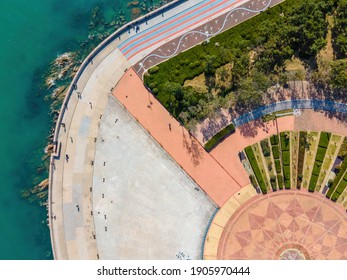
(0, 0), (164, 260)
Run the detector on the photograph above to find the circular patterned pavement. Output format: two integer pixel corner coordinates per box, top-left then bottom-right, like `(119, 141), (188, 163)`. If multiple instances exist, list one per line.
(217, 191), (347, 260)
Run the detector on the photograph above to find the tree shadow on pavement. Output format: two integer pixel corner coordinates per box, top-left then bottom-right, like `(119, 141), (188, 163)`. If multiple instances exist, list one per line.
(182, 128), (203, 166)
(239, 119), (265, 138)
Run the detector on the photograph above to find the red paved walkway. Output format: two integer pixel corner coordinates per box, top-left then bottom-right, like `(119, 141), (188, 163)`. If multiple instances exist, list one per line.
(211, 117), (295, 187)
(113, 68), (241, 207)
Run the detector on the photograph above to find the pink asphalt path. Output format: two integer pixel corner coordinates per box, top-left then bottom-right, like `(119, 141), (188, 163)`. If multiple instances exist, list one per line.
(122, 0), (246, 59)
(120, 0), (228, 51)
(113, 68), (242, 207)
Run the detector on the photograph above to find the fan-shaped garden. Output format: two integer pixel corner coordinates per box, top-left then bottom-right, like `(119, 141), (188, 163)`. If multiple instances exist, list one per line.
(242, 131), (347, 208)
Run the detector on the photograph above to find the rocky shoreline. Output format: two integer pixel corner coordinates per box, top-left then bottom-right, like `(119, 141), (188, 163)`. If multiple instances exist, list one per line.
(25, 0), (174, 206)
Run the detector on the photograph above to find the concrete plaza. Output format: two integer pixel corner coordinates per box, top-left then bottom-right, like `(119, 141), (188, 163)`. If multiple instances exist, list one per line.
(92, 97), (217, 259)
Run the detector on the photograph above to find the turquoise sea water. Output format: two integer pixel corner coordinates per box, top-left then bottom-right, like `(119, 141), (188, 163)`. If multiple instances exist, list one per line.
(0, 0), (164, 260)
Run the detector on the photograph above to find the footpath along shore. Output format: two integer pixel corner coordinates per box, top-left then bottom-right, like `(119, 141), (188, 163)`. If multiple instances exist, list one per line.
(49, 0), (284, 259)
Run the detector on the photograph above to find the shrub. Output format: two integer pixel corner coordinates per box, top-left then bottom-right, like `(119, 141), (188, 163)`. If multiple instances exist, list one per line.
(270, 179), (277, 191)
(280, 132), (290, 151)
(268, 162), (273, 172)
(261, 139), (271, 157)
(283, 165), (291, 181)
(275, 159), (281, 173)
(204, 123), (235, 151)
(272, 145), (280, 159)
(270, 135), (279, 145)
(245, 146), (267, 194)
(277, 174), (283, 190)
(148, 66), (159, 74)
(282, 151), (290, 166)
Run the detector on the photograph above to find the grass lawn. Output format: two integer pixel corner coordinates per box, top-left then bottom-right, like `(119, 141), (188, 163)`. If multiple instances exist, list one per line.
(316, 134), (341, 192)
(302, 132), (319, 189)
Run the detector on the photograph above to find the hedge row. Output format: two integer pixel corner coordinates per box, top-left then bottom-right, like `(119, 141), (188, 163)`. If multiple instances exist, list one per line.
(309, 175), (319, 191)
(244, 147), (267, 194)
(277, 174), (284, 190)
(318, 132), (331, 148)
(283, 166), (291, 189)
(331, 179), (347, 202)
(280, 133), (291, 189)
(297, 131), (307, 189)
(280, 132), (290, 151)
(316, 146), (327, 162)
(204, 123), (235, 151)
(282, 151), (291, 166)
(308, 132), (330, 192)
(326, 157), (347, 198)
(270, 135), (279, 146)
(275, 159), (281, 173)
(272, 145), (280, 159)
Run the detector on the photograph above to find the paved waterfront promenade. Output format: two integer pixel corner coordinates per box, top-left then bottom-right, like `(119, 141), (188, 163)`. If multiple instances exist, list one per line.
(50, 0), (268, 259)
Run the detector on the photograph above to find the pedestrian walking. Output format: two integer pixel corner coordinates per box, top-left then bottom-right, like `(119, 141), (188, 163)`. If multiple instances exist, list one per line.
(65, 154), (69, 162)
(169, 123), (171, 131)
(70, 137), (73, 143)
(61, 122), (66, 132)
(76, 205), (80, 212)
(77, 91), (81, 99)
(89, 101), (93, 109)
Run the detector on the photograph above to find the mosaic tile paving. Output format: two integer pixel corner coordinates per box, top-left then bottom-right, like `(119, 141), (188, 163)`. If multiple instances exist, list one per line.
(217, 191), (347, 260)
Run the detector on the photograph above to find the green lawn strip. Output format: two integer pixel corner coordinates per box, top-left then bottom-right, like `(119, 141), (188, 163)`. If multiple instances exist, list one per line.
(283, 165), (291, 189)
(318, 132), (331, 148)
(204, 123), (235, 151)
(252, 143), (271, 192)
(277, 174), (284, 190)
(316, 134), (341, 192)
(316, 146), (327, 162)
(280, 132), (290, 151)
(309, 175), (319, 191)
(331, 179), (347, 202)
(302, 132), (319, 189)
(282, 151), (291, 166)
(326, 157), (347, 198)
(308, 132), (330, 192)
(274, 159), (282, 174)
(244, 146), (267, 194)
(280, 132), (291, 189)
(297, 131), (307, 189)
(290, 131), (299, 189)
(272, 145), (280, 159)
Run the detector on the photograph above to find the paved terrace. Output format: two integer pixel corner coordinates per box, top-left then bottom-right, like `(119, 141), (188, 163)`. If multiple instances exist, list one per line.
(49, 0), (266, 259)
